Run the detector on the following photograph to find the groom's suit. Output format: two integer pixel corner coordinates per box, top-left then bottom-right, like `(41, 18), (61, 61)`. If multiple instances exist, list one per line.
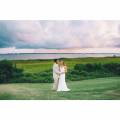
(52, 63), (61, 90)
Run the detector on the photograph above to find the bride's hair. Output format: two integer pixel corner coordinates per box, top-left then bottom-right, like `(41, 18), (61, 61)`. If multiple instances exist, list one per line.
(63, 62), (66, 66)
(60, 61), (66, 67)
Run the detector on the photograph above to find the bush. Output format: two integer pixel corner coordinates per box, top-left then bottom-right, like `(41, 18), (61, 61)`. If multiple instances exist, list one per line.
(11, 70), (53, 83)
(79, 71), (89, 76)
(0, 60), (23, 83)
(74, 64), (84, 71)
(68, 63), (120, 81)
(1, 61), (120, 83)
(103, 63), (120, 75)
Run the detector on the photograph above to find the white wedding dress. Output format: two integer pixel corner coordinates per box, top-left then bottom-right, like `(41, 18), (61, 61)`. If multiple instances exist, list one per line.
(57, 66), (70, 91)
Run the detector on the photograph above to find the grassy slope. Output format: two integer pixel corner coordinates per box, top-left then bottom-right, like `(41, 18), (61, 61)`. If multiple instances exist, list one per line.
(0, 77), (119, 100)
(14, 57), (120, 73)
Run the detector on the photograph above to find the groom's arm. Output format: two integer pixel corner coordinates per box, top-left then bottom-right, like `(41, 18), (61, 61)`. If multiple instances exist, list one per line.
(53, 65), (64, 75)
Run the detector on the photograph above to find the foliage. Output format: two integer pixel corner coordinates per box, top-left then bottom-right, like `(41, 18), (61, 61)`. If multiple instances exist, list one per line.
(0, 60), (23, 83)
(67, 63), (120, 81)
(1, 58), (120, 83)
(12, 70), (53, 83)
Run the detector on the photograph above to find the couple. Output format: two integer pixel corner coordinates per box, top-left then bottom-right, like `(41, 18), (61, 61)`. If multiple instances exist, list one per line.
(52, 59), (70, 91)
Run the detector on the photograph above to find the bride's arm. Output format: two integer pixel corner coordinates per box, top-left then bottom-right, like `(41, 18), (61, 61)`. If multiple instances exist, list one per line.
(64, 65), (67, 73)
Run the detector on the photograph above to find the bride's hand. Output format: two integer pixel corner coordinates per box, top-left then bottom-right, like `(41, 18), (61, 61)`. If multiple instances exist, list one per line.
(65, 66), (67, 72)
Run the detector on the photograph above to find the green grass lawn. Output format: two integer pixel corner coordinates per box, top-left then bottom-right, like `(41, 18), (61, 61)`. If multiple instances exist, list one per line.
(0, 77), (120, 100)
(14, 57), (120, 73)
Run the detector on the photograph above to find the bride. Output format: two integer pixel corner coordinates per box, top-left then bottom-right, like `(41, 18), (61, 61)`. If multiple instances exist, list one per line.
(57, 60), (70, 92)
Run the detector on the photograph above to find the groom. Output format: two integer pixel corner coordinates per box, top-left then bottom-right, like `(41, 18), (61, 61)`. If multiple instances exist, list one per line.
(52, 59), (60, 90)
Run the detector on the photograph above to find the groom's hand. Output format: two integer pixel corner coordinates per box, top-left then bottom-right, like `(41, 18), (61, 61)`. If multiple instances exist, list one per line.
(57, 72), (65, 75)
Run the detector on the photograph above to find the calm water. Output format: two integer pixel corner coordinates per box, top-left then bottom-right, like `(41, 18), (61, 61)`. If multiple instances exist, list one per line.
(0, 53), (120, 60)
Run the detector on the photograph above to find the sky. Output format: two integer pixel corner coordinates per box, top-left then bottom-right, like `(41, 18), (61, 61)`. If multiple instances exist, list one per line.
(0, 20), (120, 53)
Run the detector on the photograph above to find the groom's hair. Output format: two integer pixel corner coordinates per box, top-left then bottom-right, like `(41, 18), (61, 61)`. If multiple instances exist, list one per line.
(54, 59), (59, 63)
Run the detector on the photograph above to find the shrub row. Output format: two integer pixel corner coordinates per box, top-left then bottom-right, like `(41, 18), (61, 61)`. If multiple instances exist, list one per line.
(66, 63), (120, 81)
(1, 60), (120, 83)
(12, 70), (53, 83)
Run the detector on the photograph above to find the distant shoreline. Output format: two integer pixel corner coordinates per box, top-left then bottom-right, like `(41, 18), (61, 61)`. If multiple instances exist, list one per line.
(0, 53), (120, 60)
(0, 57), (120, 61)
(0, 53), (120, 55)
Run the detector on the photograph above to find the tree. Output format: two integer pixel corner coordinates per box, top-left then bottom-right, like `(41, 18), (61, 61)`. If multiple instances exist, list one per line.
(0, 60), (23, 83)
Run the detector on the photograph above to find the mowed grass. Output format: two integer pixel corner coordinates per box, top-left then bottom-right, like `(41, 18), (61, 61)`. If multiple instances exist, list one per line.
(0, 77), (119, 100)
(14, 57), (120, 73)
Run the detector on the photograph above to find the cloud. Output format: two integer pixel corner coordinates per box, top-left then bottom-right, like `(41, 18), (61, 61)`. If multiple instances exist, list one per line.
(0, 20), (120, 49)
